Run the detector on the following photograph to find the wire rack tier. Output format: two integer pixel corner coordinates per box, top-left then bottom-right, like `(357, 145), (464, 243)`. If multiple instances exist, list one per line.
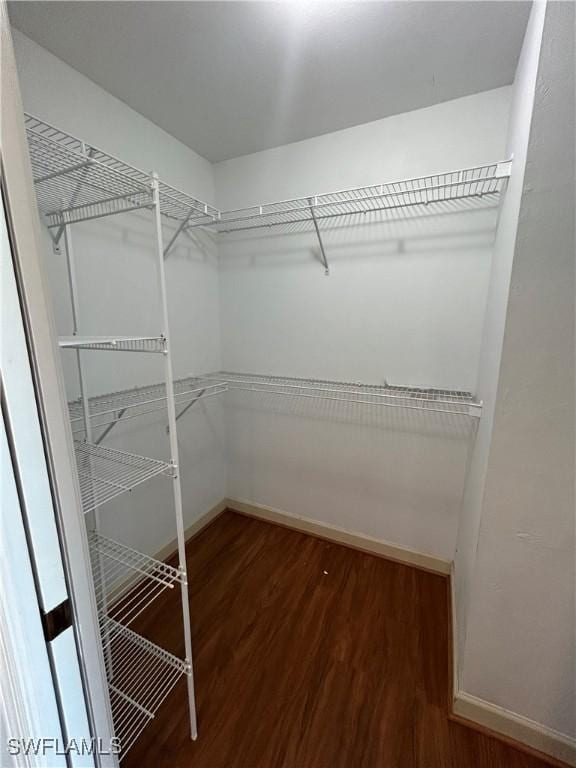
(203, 371), (482, 418)
(89, 531), (184, 628)
(25, 113), (219, 230)
(205, 161), (511, 235)
(101, 618), (189, 760)
(75, 441), (172, 514)
(59, 335), (167, 354)
(68, 375), (229, 435)
(158, 179), (220, 227)
(25, 114), (153, 228)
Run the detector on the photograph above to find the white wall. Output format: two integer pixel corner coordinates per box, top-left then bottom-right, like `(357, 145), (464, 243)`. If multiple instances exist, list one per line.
(454, 0), (547, 676)
(458, 0), (575, 742)
(12, 29), (227, 558)
(215, 88), (511, 559)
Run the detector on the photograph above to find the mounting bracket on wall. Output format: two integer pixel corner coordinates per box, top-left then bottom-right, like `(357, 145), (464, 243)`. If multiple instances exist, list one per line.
(308, 197), (330, 276)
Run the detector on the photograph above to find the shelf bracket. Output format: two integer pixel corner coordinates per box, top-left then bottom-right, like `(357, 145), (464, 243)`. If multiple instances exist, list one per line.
(163, 207), (197, 260)
(94, 408), (127, 446)
(53, 147), (97, 246)
(308, 197), (329, 275)
(174, 389), (206, 425)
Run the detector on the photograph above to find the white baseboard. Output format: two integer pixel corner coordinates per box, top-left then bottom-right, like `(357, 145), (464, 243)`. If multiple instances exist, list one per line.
(154, 499), (227, 563)
(450, 574), (575, 767)
(224, 497), (451, 575)
(452, 692), (576, 767)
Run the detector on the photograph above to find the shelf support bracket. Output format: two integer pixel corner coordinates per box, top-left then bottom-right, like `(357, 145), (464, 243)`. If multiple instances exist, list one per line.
(173, 389), (206, 426)
(94, 408), (127, 446)
(308, 197), (329, 275)
(163, 207), (197, 260)
(53, 147), (97, 246)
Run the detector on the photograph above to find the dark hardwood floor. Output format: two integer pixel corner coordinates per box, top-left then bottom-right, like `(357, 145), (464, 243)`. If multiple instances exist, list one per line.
(123, 510), (553, 768)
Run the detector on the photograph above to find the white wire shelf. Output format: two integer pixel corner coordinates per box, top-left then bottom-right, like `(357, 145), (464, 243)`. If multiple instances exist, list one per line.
(68, 375), (229, 435)
(89, 531), (184, 627)
(203, 161), (511, 235)
(25, 113), (219, 232)
(69, 373), (480, 430)
(158, 179), (220, 227)
(59, 335), (166, 354)
(25, 114), (153, 228)
(203, 371), (482, 418)
(75, 441), (172, 514)
(101, 618), (189, 759)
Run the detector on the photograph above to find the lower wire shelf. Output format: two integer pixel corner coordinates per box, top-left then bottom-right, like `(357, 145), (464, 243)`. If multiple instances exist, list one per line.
(101, 617), (190, 760)
(89, 531), (185, 627)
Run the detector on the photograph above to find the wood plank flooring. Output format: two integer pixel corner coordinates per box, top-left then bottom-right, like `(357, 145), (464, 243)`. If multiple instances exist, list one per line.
(123, 510), (554, 768)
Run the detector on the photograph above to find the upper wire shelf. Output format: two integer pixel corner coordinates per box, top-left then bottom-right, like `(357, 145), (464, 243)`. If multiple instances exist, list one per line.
(101, 618), (189, 760)
(89, 531), (184, 628)
(158, 179), (219, 227)
(204, 161), (511, 235)
(203, 371), (482, 418)
(24, 113), (219, 230)
(25, 114), (152, 228)
(59, 335), (166, 354)
(75, 441), (172, 514)
(25, 114), (510, 248)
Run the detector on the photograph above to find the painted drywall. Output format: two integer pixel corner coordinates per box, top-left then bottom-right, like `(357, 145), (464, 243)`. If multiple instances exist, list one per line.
(215, 88), (511, 559)
(459, 0), (575, 740)
(453, 0), (547, 677)
(11, 29), (226, 559)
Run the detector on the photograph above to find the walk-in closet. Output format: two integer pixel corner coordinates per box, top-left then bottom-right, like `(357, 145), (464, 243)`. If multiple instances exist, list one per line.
(2, 2), (574, 767)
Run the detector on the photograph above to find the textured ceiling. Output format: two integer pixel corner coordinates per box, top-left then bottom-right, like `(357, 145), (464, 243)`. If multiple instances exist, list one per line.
(9, 1), (530, 163)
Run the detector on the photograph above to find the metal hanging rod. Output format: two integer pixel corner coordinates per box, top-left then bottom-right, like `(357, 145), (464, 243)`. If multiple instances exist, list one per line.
(74, 441), (172, 514)
(100, 618), (189, 760)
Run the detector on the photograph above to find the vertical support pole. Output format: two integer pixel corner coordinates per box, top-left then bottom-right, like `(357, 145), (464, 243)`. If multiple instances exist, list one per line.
(151, 173), (198, 740)
(63, 225), (112, 675)
(63, 225), (92, 444)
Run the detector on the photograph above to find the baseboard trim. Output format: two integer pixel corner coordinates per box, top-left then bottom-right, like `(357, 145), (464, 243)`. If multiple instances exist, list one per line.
(155, 499), (228, 564)
(450, 572), (574, 767)
(225, 497), (451, 576)
(451, 693), (576, 767)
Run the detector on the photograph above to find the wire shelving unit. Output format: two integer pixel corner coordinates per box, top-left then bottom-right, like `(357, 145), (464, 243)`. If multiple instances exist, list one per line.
(25, 111), (503, 760)
(24, 113), (203, 761)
